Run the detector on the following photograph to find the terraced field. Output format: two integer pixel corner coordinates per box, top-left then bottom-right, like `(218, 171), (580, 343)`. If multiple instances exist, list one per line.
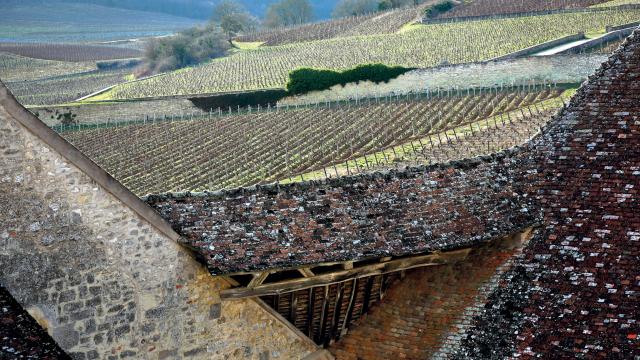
(102, 9), (640, 100)
(0, 52), (95, 82)
(280, 54), (606, 106)
(433, 0), (609, 20)
(586, 38), (627, 53)
(592, 0), (640, 7)
(63, 88), (564, 195)
(235, 4), (427, 46)
(7, 69), (131, 106)
(0, 42), (142, 62)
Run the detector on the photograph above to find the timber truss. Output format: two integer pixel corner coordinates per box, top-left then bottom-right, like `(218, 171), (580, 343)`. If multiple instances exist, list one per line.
(221, 248), (472, 300)
(220, 229), (533, 347)
(221, 248), (471, 347)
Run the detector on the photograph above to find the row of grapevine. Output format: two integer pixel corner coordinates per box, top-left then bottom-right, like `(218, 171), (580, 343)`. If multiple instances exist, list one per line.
(104, 9), (640, 100)
(235, 5), (425, 46)
(433, 0), (611, 20)
(7, 69), (130, 106)
(0, 52), (95, 82)
(62, 88), (564, 196)
(0, 43), (141, 62)
(285, 105), (560, 183)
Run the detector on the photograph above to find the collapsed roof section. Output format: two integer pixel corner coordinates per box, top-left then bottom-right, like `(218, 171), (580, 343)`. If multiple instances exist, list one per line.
(146, 153), (539, 275)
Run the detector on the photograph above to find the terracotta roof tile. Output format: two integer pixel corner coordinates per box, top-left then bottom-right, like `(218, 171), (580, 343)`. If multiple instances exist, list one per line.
(146, 155), (538, 275)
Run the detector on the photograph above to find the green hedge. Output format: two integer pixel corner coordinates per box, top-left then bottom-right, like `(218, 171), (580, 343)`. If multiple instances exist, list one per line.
(286, 64), (414, 95)
(189, 89), (288, 111)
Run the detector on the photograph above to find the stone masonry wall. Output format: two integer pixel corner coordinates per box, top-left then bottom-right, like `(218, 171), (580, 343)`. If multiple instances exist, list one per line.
(0, 87), (316, 359)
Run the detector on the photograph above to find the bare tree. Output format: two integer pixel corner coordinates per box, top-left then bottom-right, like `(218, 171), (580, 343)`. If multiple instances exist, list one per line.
(332, 0), (378, 17)
(264, 0), (314, 28)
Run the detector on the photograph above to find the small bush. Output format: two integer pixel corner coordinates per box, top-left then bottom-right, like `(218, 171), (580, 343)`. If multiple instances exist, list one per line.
(286, 63), (414, 95)
(143, 25), (230, 74)
(425, 1), (455, 18)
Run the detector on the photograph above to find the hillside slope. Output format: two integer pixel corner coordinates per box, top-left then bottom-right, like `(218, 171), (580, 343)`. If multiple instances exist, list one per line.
(0, 2), (200, 43)
(5, 0), (341, 21)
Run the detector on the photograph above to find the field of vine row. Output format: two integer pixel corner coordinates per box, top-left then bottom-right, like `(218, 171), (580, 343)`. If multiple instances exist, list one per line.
(103, 9), (640, 100)
(281, 55), (605, 106)
(235, 5), (426, 46)
(286, 104), (560, 182)
(433, 0), (610, 20)
(63, 88), (563, 195)
(6, 68), (130, 106)
(592, 0), (640, 7)
(0, 42), (141, 62)
(0, 52), (95, 82)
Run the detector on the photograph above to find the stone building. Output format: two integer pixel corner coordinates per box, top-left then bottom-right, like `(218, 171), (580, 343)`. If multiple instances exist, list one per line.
(1, 27), (638, 360)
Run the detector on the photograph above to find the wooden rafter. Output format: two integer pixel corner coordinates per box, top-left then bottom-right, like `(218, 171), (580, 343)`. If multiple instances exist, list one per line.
(221, 248), (471, 300)
(361, 276), (374, 316)
(299, 268), (315, 277)
(307, 288), (316, 338)
(248, 271), (269, 288)
(340, 279), (358, 337)
(326, 282), (345, 347)
(317, 286), (330, 344)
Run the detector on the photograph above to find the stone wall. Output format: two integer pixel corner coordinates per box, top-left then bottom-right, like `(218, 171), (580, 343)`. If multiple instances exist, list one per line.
(0, 83), (317, 359)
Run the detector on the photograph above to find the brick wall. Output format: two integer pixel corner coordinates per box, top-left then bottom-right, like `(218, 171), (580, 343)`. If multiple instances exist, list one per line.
(0, 86), (316, 359)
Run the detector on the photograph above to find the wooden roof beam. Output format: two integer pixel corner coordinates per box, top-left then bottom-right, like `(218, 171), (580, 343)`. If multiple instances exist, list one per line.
(220, 248), (471, 300)
(299, 268), (315, 277)
(248, 271), (270, 288)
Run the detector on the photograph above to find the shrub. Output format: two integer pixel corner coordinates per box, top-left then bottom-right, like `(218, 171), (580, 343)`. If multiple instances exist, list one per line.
(286, 63), (414, 95)
(425, 1), (455, 18)
(143, 25), (230, 74)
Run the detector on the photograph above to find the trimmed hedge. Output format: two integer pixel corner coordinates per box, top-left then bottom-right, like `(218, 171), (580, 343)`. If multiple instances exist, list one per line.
(189, 89), (288, 111)
(286, 63), (414, 95)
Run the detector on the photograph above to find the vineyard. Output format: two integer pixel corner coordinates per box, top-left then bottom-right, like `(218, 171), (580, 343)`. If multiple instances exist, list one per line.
(62, 88), (564, 195)
(101, 9), (640, 100)
(6, 68), (131, 106)
(0, 52), (95, 82)
(286, 104), (560, 182)
(33, 98), (204, 127)
(280, 54), (606, 106)
(432, 0), (613, 20)
(592, 0), (640, 7)
(235, 5), (426, 46)
(0, 42), (142, 62)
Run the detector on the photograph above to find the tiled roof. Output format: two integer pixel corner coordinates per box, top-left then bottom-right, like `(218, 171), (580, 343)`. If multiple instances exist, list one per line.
(456, 29), (640, 358)
(0, 285), (69, 359)
(146, 154), (538, 275)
